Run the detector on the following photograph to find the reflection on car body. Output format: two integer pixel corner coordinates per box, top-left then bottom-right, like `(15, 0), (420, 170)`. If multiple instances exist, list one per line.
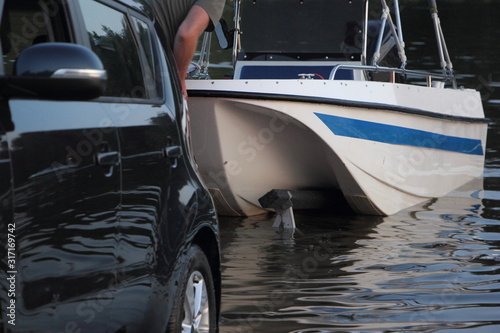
(0, 0), (220, 332)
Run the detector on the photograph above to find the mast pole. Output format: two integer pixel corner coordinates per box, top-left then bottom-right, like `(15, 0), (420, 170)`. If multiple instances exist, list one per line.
(374, 0), (407, 68)
(393, 0), (404, 44)
(428, 0), (454, 80)
(232, 0), (241, 66)
(362, 0), (369, 66)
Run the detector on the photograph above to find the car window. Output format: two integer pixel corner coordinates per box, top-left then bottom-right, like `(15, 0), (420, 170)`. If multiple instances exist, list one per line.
(78, 0), (155, 99)
(1, 0), (70, 75)
(132, 16), (160, 99)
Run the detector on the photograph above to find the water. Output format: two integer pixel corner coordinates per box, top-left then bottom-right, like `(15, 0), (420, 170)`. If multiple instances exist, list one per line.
(210, 1), (500, 332)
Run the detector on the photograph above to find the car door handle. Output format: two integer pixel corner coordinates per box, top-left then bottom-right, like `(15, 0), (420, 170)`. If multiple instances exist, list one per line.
(163, 145), (182, 168)
(163, 146), (182, 158)
(95, 151), (120, 166)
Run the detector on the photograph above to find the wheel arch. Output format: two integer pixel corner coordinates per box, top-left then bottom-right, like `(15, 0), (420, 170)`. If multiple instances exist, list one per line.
(191, 225), (222, 318)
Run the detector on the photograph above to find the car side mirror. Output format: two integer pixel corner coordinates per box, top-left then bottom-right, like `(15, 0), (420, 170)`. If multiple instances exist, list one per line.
(215, 18), (233, 50)
(10, 43), (107, 100)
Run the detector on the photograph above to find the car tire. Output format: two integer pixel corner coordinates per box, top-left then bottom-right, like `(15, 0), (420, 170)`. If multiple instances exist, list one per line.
(168, 244), (217, 333)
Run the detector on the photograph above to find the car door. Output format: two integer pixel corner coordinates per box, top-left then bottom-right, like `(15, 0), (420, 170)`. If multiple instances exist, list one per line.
(1, 0), (119, 330)
(0, 97), (14, 329)
(74, 0), (185, 330)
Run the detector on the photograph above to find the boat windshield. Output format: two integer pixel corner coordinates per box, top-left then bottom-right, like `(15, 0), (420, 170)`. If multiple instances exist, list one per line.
(239, 0), (365, 60)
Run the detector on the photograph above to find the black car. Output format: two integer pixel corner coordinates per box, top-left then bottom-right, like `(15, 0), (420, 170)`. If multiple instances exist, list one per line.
(0, 0), (220, 331)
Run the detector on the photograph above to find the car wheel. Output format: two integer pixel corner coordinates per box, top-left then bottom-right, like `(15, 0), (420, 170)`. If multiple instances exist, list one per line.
(168, 244), (217, 333)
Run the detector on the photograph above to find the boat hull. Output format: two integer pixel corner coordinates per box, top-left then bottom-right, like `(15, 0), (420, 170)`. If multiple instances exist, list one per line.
(187, 80), (488, 216)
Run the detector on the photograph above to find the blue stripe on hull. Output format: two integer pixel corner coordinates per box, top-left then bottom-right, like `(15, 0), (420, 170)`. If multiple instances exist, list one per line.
(315, 113), (484, 156)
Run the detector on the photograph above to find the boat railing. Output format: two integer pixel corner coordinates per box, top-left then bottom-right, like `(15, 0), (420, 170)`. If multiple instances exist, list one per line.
(330, 64), (457, 89)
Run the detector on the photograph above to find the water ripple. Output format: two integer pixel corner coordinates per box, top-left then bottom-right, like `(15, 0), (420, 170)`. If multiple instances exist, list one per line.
(219, 179), (500, 332)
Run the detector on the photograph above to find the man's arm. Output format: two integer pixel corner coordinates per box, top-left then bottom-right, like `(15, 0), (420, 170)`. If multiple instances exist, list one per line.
(173, 5), (211, 98)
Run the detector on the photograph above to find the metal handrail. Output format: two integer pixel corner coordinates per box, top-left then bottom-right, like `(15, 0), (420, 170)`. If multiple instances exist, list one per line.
(329, 64), (457, 88)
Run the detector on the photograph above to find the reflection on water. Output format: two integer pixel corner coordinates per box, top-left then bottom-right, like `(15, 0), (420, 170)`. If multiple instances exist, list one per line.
(219, 178), (500, 332)
(212, 1), (500, 331)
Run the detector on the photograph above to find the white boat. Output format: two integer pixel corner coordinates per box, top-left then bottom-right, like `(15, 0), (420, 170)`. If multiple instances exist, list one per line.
(186, 0), (488, 219)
